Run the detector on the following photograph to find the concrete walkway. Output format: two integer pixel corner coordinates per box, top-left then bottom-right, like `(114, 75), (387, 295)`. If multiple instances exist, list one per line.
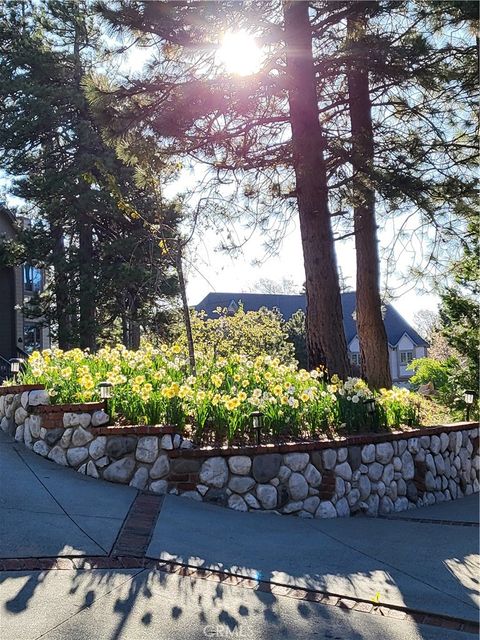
(0, 433), (136, 557)
(147, 493), (479, 622)
(1, 431), (478, 639)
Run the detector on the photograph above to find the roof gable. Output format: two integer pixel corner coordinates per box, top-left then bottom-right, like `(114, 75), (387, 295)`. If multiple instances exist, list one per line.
(194, 291), (429, 348)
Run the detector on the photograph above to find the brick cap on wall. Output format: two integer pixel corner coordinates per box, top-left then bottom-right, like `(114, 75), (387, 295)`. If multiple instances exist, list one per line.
(92, 425), (176, 436)
(168, 422), (479, 459)
(32, 402), (106, 414)
(0, 384), (45, 396)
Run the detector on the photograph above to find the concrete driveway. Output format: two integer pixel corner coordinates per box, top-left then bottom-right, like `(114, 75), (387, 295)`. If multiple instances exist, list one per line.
(0, 430), (478, 639)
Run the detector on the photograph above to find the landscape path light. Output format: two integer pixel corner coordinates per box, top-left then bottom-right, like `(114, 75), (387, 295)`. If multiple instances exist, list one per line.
(251, 410), (264, 446)
(9, 358), (23, 383)
(363, 397), (378, 432)
(98, 381), (113, 423)
(463, 390), (475, 422)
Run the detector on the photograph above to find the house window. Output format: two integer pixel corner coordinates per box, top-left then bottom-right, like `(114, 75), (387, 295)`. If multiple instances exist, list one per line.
(227, 300), (238, 315)
(23, 265), (42, 293)
(349, 352), (361, 367)
(400, 350), (414, 365)
(24, 322), (42, 353)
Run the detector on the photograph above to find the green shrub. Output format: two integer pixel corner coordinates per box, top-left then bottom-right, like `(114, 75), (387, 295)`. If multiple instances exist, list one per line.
(408, 357), (457, 393)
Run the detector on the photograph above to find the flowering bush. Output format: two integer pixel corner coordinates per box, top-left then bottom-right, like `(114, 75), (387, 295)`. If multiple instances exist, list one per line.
(174, 307), (296, 363)
(8, 344), (440, 443)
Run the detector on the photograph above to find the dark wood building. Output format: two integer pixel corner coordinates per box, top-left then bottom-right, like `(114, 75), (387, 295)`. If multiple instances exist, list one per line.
(0, 207), (49, 374)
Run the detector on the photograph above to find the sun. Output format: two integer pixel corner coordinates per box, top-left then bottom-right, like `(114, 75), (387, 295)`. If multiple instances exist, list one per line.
(216, 30), (261, 76)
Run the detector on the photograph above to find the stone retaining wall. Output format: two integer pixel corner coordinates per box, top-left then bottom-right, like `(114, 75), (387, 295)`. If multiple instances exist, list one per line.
(1, 384), (478, 519)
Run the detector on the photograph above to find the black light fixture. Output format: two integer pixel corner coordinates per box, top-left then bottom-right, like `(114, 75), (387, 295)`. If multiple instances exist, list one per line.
(251, 410), (264, 445)
(97, 381), (113, 420)
(364, 397), (376, 416)
(464, 390), (475, 421)
(10, 358), (22, 374)
(363, 397), (377, 432)
(10, 358), (23, 383)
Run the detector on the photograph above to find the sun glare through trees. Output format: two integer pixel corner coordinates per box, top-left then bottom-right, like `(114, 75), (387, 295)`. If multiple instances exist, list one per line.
(216, 29), (262, 76)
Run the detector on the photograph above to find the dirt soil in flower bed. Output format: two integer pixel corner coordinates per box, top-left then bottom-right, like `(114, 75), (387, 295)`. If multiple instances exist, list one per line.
(193, 425), (428, 448)
(109, 420), (424, 448)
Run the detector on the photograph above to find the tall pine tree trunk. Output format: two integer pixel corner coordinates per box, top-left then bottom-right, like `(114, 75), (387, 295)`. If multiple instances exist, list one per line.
(51, 223), (72, 349)
(78, 213), (95, 350)
(347, 5), (392, 389)
(74, 17), (96, 351)
(283, 1), (350, 378)
(128, 295), (141, 349)
(121, 311), (129, 348)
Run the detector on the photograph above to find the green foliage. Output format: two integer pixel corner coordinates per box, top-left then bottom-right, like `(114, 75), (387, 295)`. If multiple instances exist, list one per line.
(0, 237), (26, 268)
(284, 309), (308, 369)
(175, 307), (296, 365)
(408, 355), (477, 420)
(437, 219), (479, 417)
(0, 0), (180, 348)
(9, 344), (453, 443)
(376, 387), (422, 430)
(408, 357), (456, 393)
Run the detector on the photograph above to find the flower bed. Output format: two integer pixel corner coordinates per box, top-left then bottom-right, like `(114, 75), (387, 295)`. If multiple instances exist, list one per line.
(5, 345), (451, 443)
(0, 385), (478, 519)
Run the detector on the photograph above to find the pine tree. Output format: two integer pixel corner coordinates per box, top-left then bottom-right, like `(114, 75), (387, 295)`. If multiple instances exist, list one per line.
(93, 0), (351, 377)
(345, 1), (391, 388)
(438, 220), (479, 392)
(311, 0), (476, 385)
(283, 1), (350, 376)
(0, 0), (179, 348)
(91, 0), (476, 378)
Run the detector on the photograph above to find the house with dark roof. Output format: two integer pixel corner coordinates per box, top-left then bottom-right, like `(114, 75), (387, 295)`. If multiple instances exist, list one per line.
(195, 291), (428, 384)
(0, 206), (50, 373)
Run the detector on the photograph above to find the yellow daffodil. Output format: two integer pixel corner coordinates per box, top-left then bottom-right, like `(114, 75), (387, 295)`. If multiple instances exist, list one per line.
(211, 373), (223, 388)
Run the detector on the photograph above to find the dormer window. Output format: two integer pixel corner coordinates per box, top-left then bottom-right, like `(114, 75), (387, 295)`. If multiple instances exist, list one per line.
(349, 352), (361, 367)
(227, 299), (238, 315)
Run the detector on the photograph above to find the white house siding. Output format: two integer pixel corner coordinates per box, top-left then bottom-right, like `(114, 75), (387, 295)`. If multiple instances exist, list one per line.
(388, 346), (398, 382)
(349, 336), (359, 351)
(395, 334), (416, 380)
(415, 346), (427, 358)
(349, 334), (427, 386)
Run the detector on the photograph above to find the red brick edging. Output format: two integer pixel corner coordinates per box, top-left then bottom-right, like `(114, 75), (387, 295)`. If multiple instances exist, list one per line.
(111, 493), (164, 557)
(32, 402), (106, 414)
(0, 384), (44, 396)
(93, 424), (176, 436)
(169, 422), (480, 459)
(0, 555), (477, 634)
(379, 516), (478, 527)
